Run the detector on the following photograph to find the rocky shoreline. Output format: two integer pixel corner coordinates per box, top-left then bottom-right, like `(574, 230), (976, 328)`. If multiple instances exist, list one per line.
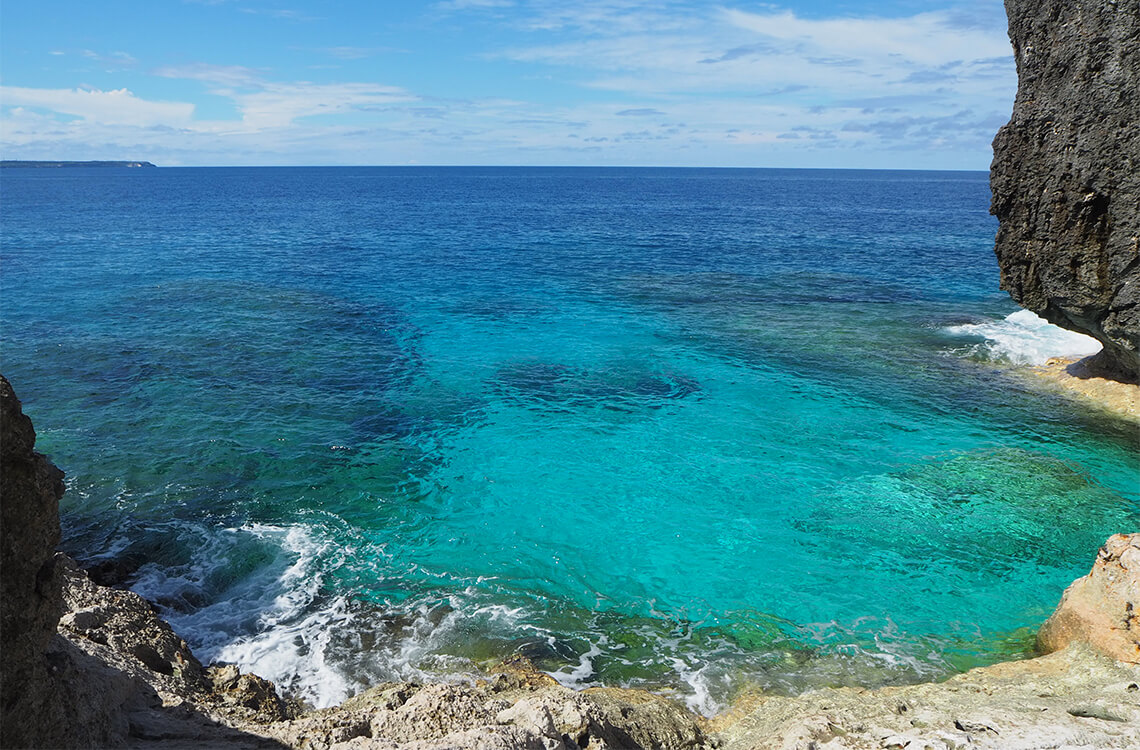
(61, 539), (1140, 750)
(1022, 356), (1140, 422)
(42, 562), (1140, 750)
(3, 374), (1139, 749)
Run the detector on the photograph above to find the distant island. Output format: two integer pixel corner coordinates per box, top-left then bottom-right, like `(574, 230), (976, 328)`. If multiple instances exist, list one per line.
(0, 160), (157, 168)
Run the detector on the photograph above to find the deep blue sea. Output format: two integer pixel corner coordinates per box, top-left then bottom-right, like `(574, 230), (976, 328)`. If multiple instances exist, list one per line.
(2, 166), (1136, 713)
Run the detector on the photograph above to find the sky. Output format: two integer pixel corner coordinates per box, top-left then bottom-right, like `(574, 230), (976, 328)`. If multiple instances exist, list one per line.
(0, 0), (1016, 168)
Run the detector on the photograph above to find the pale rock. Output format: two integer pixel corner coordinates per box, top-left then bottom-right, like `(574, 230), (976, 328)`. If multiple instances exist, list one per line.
(1037, 533), (1140, 662)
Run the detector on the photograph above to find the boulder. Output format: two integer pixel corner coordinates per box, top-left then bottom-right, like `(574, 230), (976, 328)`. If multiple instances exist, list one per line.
(1038, 533), (1140, 662)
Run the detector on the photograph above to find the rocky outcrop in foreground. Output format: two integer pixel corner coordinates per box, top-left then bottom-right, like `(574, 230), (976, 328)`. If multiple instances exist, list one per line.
(1, 376), (65, 748)
(990, 0), (1140, 381)
(1038, 532), (1140, 663)
(713, 645), (1140, 750)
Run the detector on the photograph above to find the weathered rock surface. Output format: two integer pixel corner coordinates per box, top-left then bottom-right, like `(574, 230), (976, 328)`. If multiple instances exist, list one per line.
(49, 559), (291, 748)
(33, 548), (1140, 750)
(261, 662), (712, 750)
(990, 0), (1140, 381)
(1, 376), (285, 748)
(1038, 532), (1140, 662)
(713, 645), (1140, 750)
(49, 574), (712, 750)
(1, 375), (66, 748)
(3, 556), (293, 748)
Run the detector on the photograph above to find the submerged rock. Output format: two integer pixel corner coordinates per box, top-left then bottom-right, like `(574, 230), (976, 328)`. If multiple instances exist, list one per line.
(1038, 533), (1140, 663)
(713, 532), (1140, 749)
(3, 373), (1140, 749)
(990, 0), (1140, 381)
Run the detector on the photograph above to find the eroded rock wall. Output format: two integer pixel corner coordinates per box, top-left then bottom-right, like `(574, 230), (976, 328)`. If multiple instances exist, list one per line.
(991, 0), (1140, 380)
(1, 375), (65, 747)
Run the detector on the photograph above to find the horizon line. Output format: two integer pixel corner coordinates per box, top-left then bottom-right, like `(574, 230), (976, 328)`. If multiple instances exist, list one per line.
(1, 161), (992, 173)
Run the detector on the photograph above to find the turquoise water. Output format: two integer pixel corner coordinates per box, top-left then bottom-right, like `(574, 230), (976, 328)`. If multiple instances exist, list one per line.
(1, 167), (1136, 712)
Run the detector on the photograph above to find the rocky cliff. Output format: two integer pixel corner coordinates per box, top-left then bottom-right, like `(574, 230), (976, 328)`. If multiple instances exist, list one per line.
(991, 0), (1140, 381)
(1, 376), (295, 748)
(1, 376), (65, 747)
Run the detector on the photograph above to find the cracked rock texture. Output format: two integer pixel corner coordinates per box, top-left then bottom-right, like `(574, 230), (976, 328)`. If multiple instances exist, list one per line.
(712, 645), (1140, 750)
(990, 0), (1140, 380)
(263, 662), (713, 750)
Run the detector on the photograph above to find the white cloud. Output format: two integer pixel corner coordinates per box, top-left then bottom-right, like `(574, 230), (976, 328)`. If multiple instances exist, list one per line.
(0, 86), (194, 126)
(154, 63), (265, 88)
(2, 1), (1016, 167)
(501, 5), (1012, 99)
(46, 48), (137, 65)
(153, 65), (417, 128)
(233, 82), (415, 128)
(721, 8), (1011, 68)
(436, 0), (515, 11)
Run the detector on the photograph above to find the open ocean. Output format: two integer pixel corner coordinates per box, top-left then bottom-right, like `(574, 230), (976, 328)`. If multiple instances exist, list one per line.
(1, 166), (1136, 714)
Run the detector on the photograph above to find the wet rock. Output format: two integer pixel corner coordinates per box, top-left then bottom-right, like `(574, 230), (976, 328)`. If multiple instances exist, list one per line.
(1037, 533), (1140, 662)
(268, 659), (713, 750)
(990, 0), (1140, 380)
(208, 664), (291, 722)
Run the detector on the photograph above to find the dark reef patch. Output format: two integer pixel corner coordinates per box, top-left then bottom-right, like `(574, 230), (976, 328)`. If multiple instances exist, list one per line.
(493, 361), (700, 414)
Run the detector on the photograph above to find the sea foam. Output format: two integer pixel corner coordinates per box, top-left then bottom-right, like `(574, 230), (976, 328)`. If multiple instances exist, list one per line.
(945, 309), (1101, 365)
(128, 522), (358, 708)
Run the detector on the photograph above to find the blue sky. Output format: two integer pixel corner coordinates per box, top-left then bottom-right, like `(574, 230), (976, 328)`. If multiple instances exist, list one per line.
(0, 0), (1015, 168)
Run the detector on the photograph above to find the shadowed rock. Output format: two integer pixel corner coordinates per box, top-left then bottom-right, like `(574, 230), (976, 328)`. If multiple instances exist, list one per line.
(1, 375), (65, 747)
(1, 376), (288, 748)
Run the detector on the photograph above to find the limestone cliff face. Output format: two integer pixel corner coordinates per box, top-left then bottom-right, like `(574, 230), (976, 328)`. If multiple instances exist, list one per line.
(991, 0), (1140, 380)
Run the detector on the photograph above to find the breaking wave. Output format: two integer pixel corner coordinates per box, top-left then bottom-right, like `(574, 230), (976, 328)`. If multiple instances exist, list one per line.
(945, 309), (1101, 365)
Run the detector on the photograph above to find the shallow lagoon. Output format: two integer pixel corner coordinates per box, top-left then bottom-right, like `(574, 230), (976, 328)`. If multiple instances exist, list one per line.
(2, 167), (1136, 712)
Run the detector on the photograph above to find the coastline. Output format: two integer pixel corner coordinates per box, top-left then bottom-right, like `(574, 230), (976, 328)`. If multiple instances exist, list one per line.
(6, 370), (1138, 748)
(1019, 356), (1139, 423)
(40, 538), (1140, 750)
